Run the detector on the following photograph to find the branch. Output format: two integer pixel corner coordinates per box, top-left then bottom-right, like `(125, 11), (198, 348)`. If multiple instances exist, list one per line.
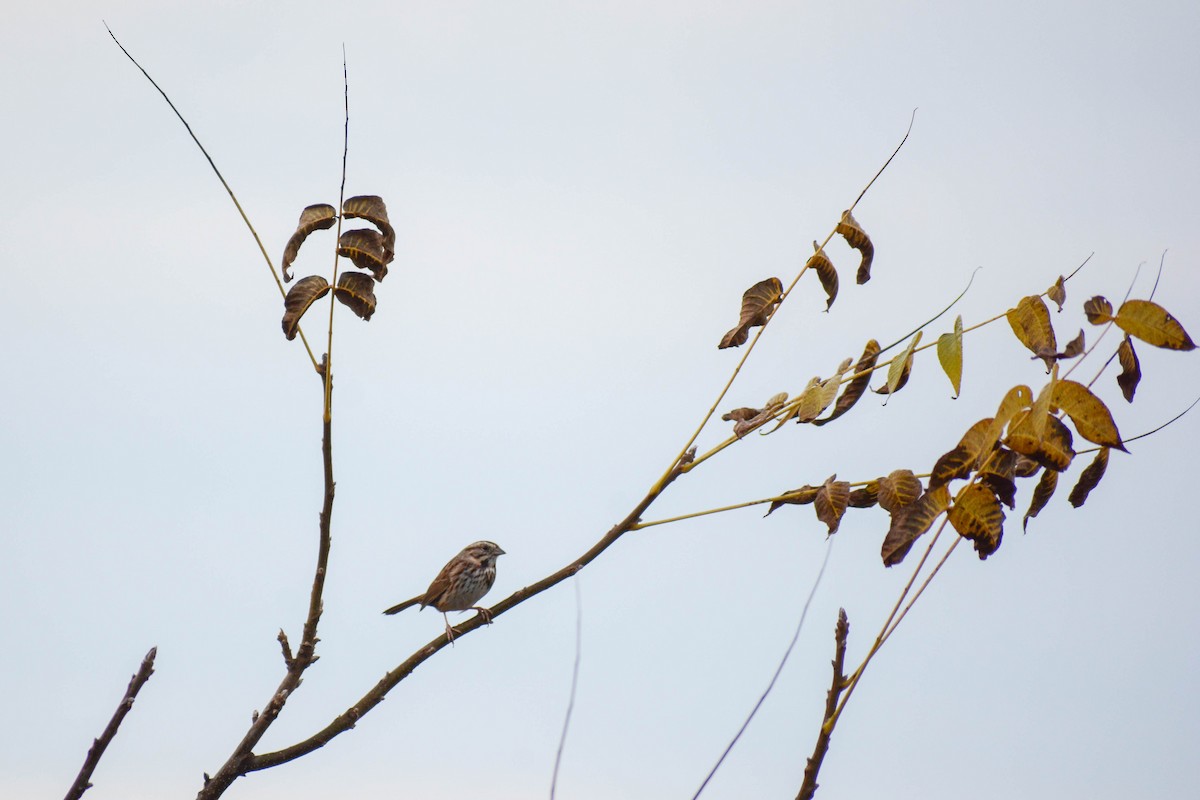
(549, 578), (583, 799)
(195, 418), (336, 799)
(796, 610), (849, 800)
(63, 647), (158, 800)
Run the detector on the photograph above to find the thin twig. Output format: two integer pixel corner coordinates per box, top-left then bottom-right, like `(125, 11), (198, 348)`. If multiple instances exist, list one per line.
(105, 24), (320, 373)
(692, 538), (834, 800)
(63, 647), (158, 800)
(849, 108), (916, 211)
(550, 578), (583, 799)
(796, 610), (849, 800)
(324, 48), (350, 419)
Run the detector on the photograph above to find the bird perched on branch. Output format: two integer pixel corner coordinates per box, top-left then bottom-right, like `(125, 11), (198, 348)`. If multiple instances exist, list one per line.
(383, 540), (506, 642)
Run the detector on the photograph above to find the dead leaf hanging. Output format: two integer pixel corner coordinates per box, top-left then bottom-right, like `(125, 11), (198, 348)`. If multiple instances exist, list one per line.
(342, 195), (396, 266)
(1051, 379), (1128, 451)
(881, 485), (950, 567)
(1113, 299), (1196, 351)
(848, 483), (880, 508)
(805, 242), (839, 311)
(877, 331), (922, 397)
(793, 358), (854, 424)
(1022, 468), (1058, 531)
(1068, 447), (1109, 508)
(1047, 275), (1067, 312)
(929, 417), (995, 489)
(835, 210), (874, 285)
(337, 229), (389, 281)
(977, 448), (1019, 509)
(765, 485), (820, 517)
(1083, 295), (1114, 325)
(936, 314), (964, 398)
(877, 469), (923, 513)
(1006, 411), (1075, 472)
(719, 277), (784, 349)
(282, 204), (337, 282)
(814, 339), (880, 425)
(282, 275), (331, 340)
(1006, 295), (1057, 371)
(986, 385), (1033, 450)
(814, 475), (851, 534)
(1116, 335), (1141, 403)
(948, 484), (1006, 559)
(333, 272), (377, 321)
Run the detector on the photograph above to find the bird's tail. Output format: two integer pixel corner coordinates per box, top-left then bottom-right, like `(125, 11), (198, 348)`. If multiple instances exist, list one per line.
(382, 596), (422, 616)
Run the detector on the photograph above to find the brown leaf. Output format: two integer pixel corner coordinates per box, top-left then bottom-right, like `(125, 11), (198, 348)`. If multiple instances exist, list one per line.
(877, 331), (921, 397)
(333, 272), (377, 321)
(814, 475), (851, 534)
(948, 484), (1006, 559)
(765, 485), (819, 517)
(1051, 379), (1127, 451)
(848, 483), (880, 508)
(1023, 468), (1058, 531)
(1047, 275), (1067, 312)
(881, 485), (950, 567)
(805, 242), (839, 311)
(877, 469), (923, 513)
(721, 407), (760, 422)
(282, 275), (331, 340)
(1058, 329), (1085, 360)
(792, 358), (854, 424)
(1068, 447), (1110, 508)
(337, 229), (389, 281)
(835, 210), (874, 285)
(727, 393), (788, 437)
(814, 339), (880, 425)
(342, 195), (396, 266)
(1114, 299), (1196, 351)
(1006, 295), (1058, 371)
(1013, 454), (1042, 478)
(1116, 335), (1141, 403)
(986, 385), (1033, 450)
(929, 418), (995, 489)
(1083, 295), (1114, 325)
(719, 278), (784, 349)
(978, 448), (1018, 509)
(282, 204), (337, 282)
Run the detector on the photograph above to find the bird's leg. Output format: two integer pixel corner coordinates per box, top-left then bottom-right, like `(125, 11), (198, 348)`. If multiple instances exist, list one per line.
(442, 612), (457, 646)
(470, 606), (494, 625)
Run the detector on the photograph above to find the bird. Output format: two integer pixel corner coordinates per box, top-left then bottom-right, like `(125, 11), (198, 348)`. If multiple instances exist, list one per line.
(383, 540), (506, 642)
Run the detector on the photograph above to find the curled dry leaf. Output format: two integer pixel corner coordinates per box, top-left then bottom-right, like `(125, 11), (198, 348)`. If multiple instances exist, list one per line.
(1047, 275), (1067, 312)
(765, 485), (819, 517)
(1116, 335), (1141, 403)
(1013, 454), (1042, 479)
(986, 385), (1033, 451)
(282, 204), (337, 282)
(835, 209), (874, 285)
(282, 275), (331, 340)
(1083, 295), (1114, 325)
(936, 314), (964, 398)
(1006, 295), (1058, 371)
(948, 483), (1006, 559)
(719, 277), (784, 349)
(877, 331), (922, 398)
(337, 229), (389, 281)
(929, 417), (995, 489)
(814, 475), (851, 534)
(1051, 379), (1127, 451)
(1006, 411), (1075, 472)
(1114, 299), (1196, 351)
(848, 482), (880, 508)
(814, 339), (880, 426)
(334, 272), (377, 321)
(881, 485), (950, 567)
(1023, 468), (1058, 531)
(977, 447), (1018, 509)
(342, 195), (396, 265)
(1068, 447), (1110, 508)
(793, 358), (854, 424)
(725, 393), (788, 438)
(877, 469), (923, 513)
(805, 241), (839, 311)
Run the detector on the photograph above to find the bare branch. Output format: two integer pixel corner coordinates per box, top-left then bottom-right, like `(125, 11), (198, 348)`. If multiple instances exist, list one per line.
(549, 578), (583, 799)
(63, 647), (158, 800)
(796, 610), (849, 800)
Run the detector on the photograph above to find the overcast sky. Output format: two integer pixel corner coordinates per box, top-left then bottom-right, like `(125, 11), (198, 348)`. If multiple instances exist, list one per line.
(3, 2), (1199, 799)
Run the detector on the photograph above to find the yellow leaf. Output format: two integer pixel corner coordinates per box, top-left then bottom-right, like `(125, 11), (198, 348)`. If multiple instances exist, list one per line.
(1006, 295), (1057, 370)
(1116, 335), (1141, 403)
(948, 484), (1006, 559)
(1047, 275), (1066, 312)
(1050, 379), (1128, 451)
(936, 314), (964, 398)
(1114, 299), (1196, 351)
(929, 417), (994, 489)
(986, 385), (1033, 450)
(882, 331), (922, 398)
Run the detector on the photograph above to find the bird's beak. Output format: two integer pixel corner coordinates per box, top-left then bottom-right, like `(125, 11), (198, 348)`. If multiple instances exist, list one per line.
(497, 547), (507, 555)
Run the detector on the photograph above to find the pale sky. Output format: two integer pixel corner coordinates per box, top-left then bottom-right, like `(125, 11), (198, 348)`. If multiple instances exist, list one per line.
(3, 2), (1199, 799)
